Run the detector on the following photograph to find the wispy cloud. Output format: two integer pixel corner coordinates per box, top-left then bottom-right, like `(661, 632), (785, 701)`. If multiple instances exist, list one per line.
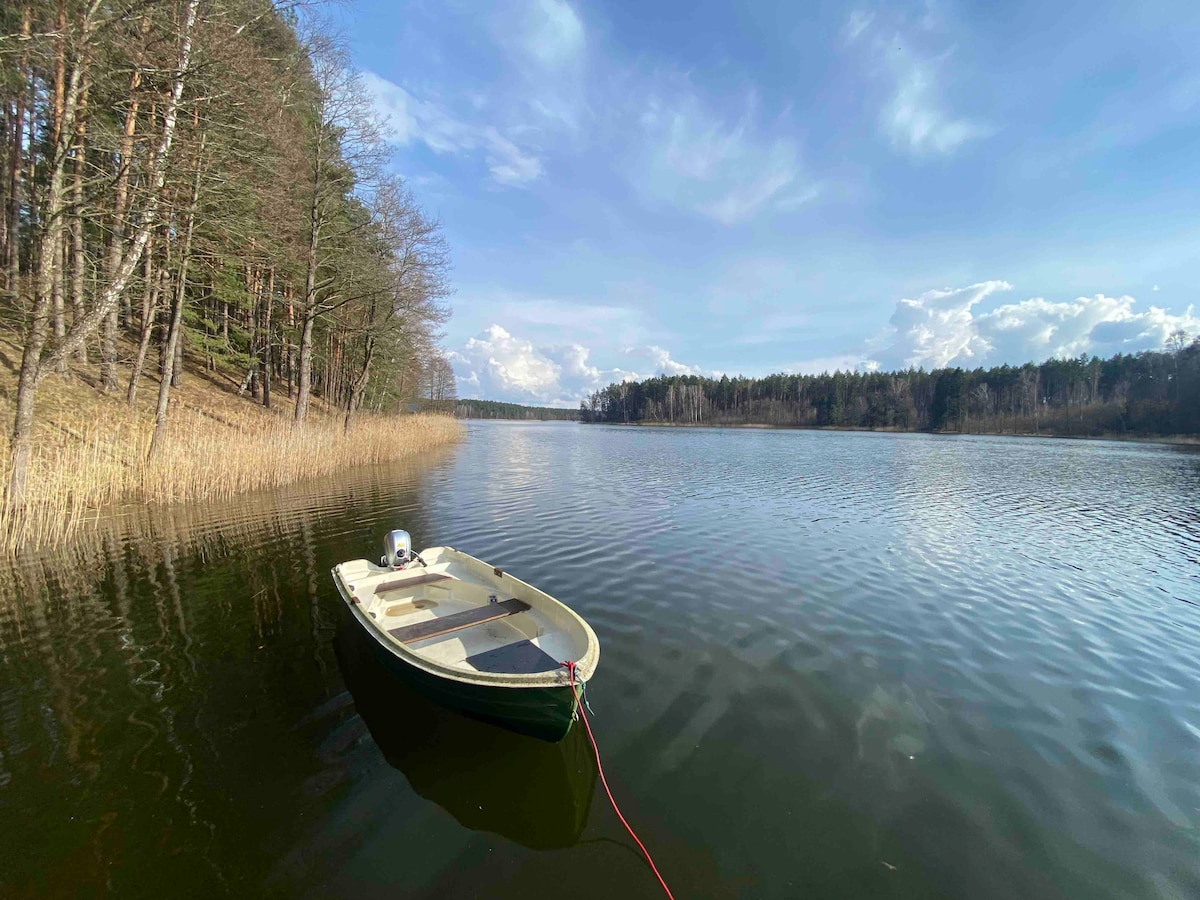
(635, 89), (817, 224)
(493, 0), (588, 129)
(882, 50), (992, 156)
(521, 0), (584, 69)
(844, 10), (875, 43)
(844, 8), (992, 158)
(363, 71), (543, 187)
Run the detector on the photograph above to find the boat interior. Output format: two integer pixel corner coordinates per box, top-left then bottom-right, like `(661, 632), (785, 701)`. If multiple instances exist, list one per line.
(336, 551), (591, 679)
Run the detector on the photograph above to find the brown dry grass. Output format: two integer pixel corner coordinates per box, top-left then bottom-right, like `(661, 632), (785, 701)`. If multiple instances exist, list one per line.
(0, 334), (462, 553)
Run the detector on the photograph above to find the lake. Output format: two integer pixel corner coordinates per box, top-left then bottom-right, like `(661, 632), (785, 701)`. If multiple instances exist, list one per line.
(1, 421), (1198, 898)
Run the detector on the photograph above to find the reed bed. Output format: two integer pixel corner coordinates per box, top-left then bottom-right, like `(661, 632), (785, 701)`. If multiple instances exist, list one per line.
(0, 403), (463, 554)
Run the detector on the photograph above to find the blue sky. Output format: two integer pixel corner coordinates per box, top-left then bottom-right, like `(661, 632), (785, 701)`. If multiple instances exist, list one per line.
(343, 0), (1200, 406)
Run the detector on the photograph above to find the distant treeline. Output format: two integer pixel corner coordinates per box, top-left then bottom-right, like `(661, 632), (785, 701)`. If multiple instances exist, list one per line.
(580, 340), (1200, 436)
(456, 400), (579, 421)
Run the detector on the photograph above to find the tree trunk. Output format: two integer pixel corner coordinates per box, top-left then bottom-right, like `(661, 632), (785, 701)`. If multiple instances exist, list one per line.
(39, 0), (201, 379)
(126, 232), (159, 406)
(293, 128), (322, 425)
(344, 335), (374, 432)
(69, 86), (88, 363)
(6, 9), (90, 512)
(100, 48), (145, 392)
(247, 267), (260, 398)
(284, 294), (294, 398)
(262, 267), (273, 408)
(51, 231), (66, 373)
(149, 138), (202, 462)
(5, 7), (31, 291)
(0, 105), (9, 285)
(171, 312), (184, 388)
(50, 7), (67, 372)
(294, 312), (315, 423)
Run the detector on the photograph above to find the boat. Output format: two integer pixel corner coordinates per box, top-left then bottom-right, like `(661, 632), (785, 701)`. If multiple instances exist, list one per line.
(331, 530), (600, 742)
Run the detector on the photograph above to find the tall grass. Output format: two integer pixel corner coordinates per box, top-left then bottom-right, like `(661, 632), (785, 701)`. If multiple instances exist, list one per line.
(0, 405), (463, 554)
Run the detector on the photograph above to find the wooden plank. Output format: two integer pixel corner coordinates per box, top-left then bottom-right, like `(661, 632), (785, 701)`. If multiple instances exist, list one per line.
(388, 598), (530, 644)
(374, 572), (453, 594)
(466, 640), (561, 674)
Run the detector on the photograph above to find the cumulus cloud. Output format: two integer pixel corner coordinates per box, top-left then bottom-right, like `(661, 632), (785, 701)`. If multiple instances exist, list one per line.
(873, 280), (1013, 369)
(635, 91), (817, 224)
(622, 345), (704, 376)
(449, 325), (704, 406)
(870, 283), (1200, 370)
(363, 71), (543, 187)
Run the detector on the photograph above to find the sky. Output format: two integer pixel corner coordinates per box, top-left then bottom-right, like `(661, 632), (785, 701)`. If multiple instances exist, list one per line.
(341, 0), (1200, 406)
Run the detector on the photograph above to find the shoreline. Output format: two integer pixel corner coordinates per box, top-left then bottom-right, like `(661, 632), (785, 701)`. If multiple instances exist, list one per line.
(0, 336), (463, 554)
(592, 420), (1200, 447)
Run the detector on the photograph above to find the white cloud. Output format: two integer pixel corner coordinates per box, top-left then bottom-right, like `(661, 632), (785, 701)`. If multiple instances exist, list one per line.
(621, 345), (704, 377)
(873, 280), (1013, 369)
(492, 0), (588, 130)
(1153, 284), (1161, 291)
(869, 283), (1200, 370)
(450, 326), (561, 399)
(980, 295), (1199, 361)
(845, 9), (992, 158)
(450, 324), (705, 406)
(845, 10), (875, 43)
(481, 128), (544, 185)
(882, 51), (992, 155)
(523, 0), (584, 69)
(635, 90), (817, 224)
(363, 71), (543, 187)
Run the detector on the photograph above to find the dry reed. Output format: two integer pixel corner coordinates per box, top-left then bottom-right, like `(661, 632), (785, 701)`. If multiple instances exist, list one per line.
(0, 403), (463, 554)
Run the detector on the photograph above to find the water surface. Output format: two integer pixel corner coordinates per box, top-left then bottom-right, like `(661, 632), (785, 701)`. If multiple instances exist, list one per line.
(1, 422), (1198, 898)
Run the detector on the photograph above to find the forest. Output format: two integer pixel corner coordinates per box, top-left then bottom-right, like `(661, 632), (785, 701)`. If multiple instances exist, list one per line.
(0, 0), (458, 519)
(581, 339), (1200, 437)
(455, 399), (579, 420)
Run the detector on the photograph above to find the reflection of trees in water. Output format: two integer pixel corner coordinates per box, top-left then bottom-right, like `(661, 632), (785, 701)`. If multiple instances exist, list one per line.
(0, 446), (451, 893)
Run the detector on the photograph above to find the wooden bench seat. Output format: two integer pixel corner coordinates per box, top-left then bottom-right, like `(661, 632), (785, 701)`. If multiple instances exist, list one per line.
(388, 598), (530, 644)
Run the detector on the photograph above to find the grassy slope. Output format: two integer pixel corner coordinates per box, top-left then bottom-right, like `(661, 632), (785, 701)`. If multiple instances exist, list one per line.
(0, 333), (462, 552)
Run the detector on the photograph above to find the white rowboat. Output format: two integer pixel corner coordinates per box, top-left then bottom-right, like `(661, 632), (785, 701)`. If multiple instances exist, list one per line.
(332, 532), (600, 741)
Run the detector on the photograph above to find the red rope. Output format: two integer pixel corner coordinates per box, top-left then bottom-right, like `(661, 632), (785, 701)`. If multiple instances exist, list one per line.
(564, 660), (676, 900)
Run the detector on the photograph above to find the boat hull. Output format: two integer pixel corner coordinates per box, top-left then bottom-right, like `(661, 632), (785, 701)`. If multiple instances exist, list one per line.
(340, 597), (580, 742)
(334, 615), (597, 847)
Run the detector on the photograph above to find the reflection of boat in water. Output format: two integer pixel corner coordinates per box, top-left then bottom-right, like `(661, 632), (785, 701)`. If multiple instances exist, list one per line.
(331, 531), (600, 742)
(333, 611), (598, 850)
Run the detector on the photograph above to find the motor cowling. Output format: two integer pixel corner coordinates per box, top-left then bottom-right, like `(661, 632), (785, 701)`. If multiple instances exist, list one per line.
(381, 529), (412, 568)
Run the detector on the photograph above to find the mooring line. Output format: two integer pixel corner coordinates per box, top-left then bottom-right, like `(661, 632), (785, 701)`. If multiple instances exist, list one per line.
(563, 660), (675, 900)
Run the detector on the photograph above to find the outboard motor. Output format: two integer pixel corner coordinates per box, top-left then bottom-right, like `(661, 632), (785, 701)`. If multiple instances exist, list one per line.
(381, 529), (413, 569)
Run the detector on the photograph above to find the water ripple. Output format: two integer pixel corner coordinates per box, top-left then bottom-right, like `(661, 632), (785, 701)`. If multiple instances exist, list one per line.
(1, 423), (1198, 898)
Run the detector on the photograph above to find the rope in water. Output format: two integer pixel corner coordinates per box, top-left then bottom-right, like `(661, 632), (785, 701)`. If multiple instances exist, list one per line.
(563, 660), (676, 900)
